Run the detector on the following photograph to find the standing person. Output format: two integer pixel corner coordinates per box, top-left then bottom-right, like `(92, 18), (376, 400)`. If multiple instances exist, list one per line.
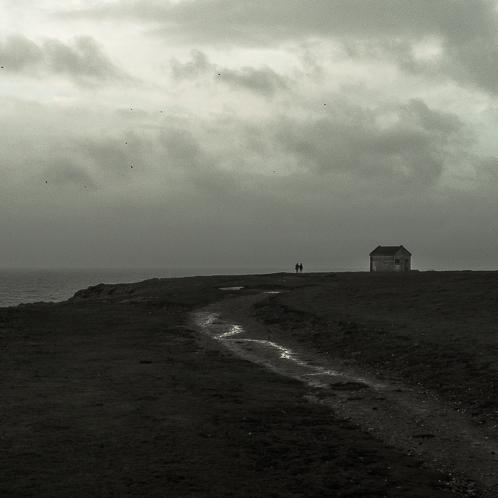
(295, 263), (299, 273)
(299, 262), (303, 273)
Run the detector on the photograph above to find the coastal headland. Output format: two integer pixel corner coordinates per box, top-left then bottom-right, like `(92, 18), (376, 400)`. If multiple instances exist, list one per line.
(1, 271), (498, 497)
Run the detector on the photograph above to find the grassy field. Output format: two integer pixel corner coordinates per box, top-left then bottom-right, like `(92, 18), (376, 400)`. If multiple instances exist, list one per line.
(1, 272), (492, 497)
(254, 271), (498, 429)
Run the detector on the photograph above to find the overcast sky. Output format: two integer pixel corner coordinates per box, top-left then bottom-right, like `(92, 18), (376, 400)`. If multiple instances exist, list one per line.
(1, 0), (498, 270)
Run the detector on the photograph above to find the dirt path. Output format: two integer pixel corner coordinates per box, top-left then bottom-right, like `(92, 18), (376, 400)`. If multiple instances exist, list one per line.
(192, 292), (498, 498)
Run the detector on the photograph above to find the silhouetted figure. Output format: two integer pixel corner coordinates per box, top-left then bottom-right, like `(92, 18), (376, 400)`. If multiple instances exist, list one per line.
(299, 263), (303, 273)
(295, 263), (299, 273)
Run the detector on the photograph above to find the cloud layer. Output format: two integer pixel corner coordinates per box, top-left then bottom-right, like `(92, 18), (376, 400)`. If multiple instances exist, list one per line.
(1, 1), (498, 269)
(0, 35), (126, 84)
(65, 0), (498, 95)
(171, 50), (288, 97)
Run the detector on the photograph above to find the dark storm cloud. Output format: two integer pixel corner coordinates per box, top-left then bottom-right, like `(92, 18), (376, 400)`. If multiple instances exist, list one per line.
(44, 37), (125, 82)
(171, 50), (288, 97)
(55, 97), (466, 195)
(0, 35), (126, 84)
(0, 93), (467, 198)
(273, 99), (465, 187)
(170, 50), (212, 79)
(220, 67), (288, 98)
(339, 39), (436, 76)
(0, 95), (490, 269)
(158, 125), (243, 196)
(0, 36), (42, 70)
(63, 0), (498, 94)
(476, 156), (498, 181)
(159, 127), (204, 167)
(341, 34), (498, 95)
(77, 135), (145, 175)
(62, 0), (462, 39)
(51, 120), (242, 198)
(44, 109), (491, 270)
(401, 100), (463, 135)
(43, 158), (97, 189)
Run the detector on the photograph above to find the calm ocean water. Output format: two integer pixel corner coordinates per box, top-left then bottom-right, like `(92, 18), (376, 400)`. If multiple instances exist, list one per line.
(0, 268), (284, 308)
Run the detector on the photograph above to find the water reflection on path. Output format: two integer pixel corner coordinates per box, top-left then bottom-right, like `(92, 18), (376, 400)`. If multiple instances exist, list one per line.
(194, 311), (384, 389)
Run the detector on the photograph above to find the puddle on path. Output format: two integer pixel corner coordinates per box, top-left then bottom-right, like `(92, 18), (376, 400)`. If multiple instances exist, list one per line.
(194, 311), (380, 389)
(192, 294), (498, 497)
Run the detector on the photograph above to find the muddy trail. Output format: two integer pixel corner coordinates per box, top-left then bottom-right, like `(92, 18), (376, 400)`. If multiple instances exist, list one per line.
(192, 291), (498, 498)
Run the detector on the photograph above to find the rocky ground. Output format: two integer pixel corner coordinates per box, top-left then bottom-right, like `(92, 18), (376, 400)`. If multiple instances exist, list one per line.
(1, 272), (495, 497)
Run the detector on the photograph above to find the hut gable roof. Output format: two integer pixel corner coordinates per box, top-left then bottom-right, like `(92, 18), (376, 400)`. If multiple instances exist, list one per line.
(370, 245), (411, 257)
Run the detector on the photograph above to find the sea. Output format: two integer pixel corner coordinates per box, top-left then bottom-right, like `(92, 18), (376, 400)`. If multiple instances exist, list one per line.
(0, 267), (286, 308)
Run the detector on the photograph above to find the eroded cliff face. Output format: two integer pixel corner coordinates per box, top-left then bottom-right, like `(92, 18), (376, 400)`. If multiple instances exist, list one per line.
(71, 282), (138, 301)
